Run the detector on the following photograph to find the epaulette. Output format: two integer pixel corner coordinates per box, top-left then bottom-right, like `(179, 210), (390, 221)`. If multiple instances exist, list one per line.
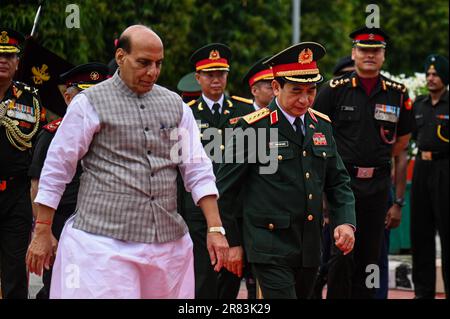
(43, 118), (62, 133)
(231, 95), (253, 105)
(414, 94), (427, 102)
(242, 107), (270, 125)
(384, 80), (407, 93)
(13, 81), (39, 95)
(329, 77), (351, 88)
(308, 108), (331, 123)
(186, 99), (197, 107)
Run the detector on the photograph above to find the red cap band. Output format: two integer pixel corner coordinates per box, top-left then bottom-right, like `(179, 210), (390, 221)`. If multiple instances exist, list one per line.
(354, 34), (385, 42)
(196, 58), (229, 71)
(249, 69), (274, 86)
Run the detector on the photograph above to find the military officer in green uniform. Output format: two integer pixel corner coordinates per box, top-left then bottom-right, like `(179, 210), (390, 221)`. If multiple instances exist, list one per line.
(410, 54), (449, 299)
(216, 42), (356, 299)
(240, 56), (275, 299)
(243, 56), (275, 111)
(177, 71), (201, 104)
(178, 43), (254, 299)
(28, 62), (109, 299)
(313, 27), (414, 298)
(0, 27), (44, 298)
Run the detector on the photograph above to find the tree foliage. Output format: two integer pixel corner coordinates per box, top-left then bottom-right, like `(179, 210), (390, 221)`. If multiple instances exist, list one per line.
(1, 0), (448, 95)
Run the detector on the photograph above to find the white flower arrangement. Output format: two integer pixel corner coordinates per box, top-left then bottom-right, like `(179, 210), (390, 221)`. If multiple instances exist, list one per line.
(381, 71), (428, 100)
(380, 71), (428, 161)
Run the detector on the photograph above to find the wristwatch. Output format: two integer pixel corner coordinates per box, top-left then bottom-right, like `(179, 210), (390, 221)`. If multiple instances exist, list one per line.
(208, 226), (226, 235)
(394, 197), (405, 207)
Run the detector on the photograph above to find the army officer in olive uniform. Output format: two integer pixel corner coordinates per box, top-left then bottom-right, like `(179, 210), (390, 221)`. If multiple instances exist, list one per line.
(216, 42), (356, 299)
(0, 27), (44, 298)
(178, 43), (254, 299)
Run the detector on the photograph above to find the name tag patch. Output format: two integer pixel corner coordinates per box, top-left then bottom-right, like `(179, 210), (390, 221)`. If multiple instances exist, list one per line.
(341, 105), (356, 112)
(269, 141), (289, 148)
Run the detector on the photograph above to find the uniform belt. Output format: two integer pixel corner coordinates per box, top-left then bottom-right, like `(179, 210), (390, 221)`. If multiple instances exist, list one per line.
(418, 151), (449, 161)
(344, 163), (390, 179)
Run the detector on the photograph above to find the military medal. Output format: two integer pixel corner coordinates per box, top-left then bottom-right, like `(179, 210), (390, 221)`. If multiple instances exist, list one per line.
(312, 132), (327, 146)
(374, 104), (399, 123)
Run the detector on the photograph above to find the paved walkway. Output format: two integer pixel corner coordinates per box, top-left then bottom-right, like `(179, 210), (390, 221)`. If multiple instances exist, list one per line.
(4, 254), (446, 299)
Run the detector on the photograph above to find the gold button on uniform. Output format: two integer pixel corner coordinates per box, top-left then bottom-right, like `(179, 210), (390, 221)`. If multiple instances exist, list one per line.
(278, 155), (283, 161)
(218, 129), (222, 135)
(305, 172), (310, 179)
(303, 151), (307, 157)
(322, 152), (327, 158)
(268, 223), (275, 230)
(307, 214), (314, 221)
(220, 145), (225, 150)
(308, 194), (313, 200)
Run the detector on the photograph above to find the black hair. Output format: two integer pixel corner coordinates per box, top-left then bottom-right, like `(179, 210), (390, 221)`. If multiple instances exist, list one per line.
(116, 35), (131, 53)
(274, 77), (286, 88)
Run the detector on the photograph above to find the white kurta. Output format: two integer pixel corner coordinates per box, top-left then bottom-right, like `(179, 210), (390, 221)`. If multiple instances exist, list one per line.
(36, 93), (218, 299)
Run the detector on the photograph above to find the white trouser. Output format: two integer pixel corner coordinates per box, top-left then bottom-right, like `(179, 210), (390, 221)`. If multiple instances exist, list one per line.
(50, 215), (194, 299)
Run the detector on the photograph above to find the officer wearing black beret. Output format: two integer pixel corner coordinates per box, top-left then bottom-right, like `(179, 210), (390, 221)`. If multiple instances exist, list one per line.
(332, 55), (355, 77)
(178, 43), (254, 299)
(314, 26), (414, 298)
(0, 27), (44, 298)
(216, 42), (356, 299)
(410, 54), (449, 299)
(27, 62), (108, 299)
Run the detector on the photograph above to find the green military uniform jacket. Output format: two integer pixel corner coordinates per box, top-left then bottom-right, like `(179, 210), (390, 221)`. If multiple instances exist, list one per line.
(216, 99), (356, 267)
(177, 95), (254, 246)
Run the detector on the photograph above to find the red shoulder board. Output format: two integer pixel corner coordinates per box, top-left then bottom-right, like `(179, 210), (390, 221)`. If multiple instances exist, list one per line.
(270, 110), (278, 125)
(43, 118), (62, 133)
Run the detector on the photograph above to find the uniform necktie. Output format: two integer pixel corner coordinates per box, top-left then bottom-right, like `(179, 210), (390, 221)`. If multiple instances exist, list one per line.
(294, 117), (304, 144)
(212, 103), (221, 126)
